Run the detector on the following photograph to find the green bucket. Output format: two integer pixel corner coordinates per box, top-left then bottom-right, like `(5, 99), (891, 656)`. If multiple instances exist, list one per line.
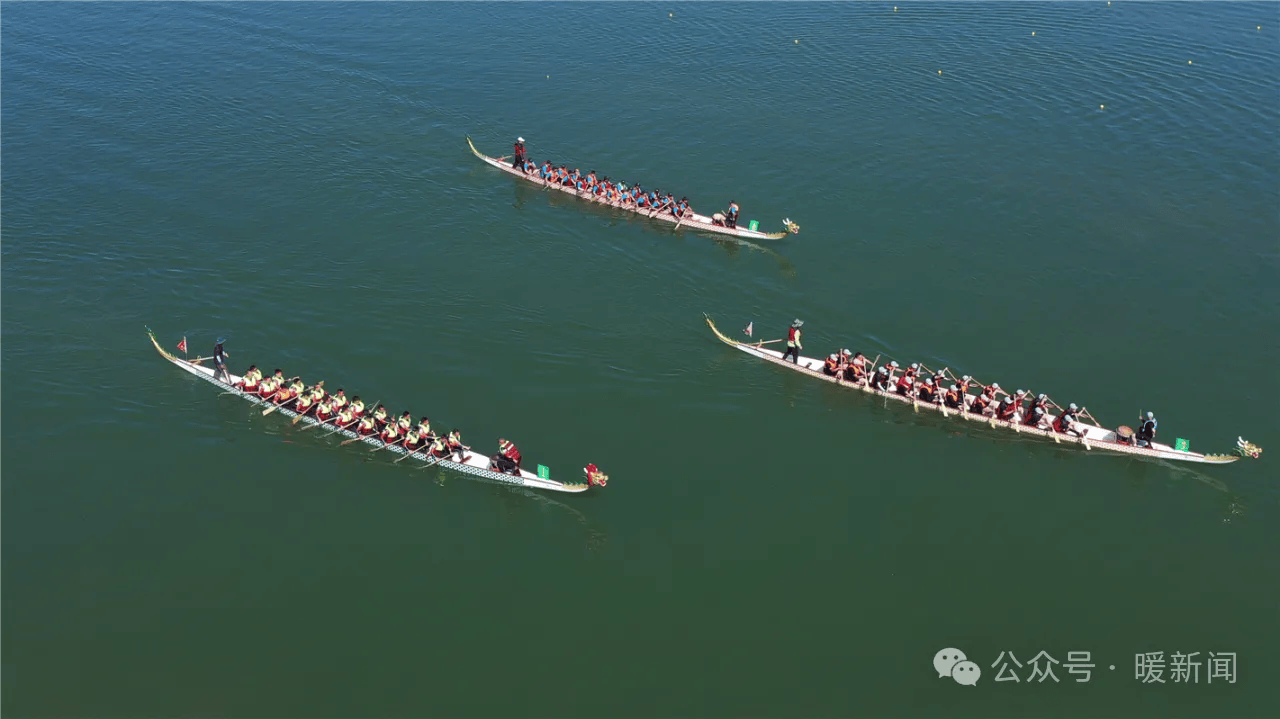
(537, 464), (550, 479)
(748, 220), (759, 231)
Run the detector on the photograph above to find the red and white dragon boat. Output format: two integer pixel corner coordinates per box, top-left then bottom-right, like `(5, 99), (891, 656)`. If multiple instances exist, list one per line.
(467, 136), (800, 242)
(147, 328), (608, 493)
(705, 315), (1262, 465)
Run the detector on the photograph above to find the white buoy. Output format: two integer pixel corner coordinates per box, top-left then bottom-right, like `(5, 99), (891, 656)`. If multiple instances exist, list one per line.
(1032, 31), (1036, 36)
(894, 6), (898, 11)
(1100, 104), (1105, 110)
(1188, 60), (1193, 64)
(938, 69), (943, 75)
(669, 12), (672, 17)
(795, 39), (799, 44)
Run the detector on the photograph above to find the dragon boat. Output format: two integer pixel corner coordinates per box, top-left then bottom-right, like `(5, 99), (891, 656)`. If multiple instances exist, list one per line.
(147, 328), (607, 493)
(467, 136), (799, 241)
(705, 315), (1261, 465)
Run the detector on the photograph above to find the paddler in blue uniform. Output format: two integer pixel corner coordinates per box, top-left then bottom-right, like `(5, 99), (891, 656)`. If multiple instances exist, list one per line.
(512, 137), (526, 169)
(213, 337), (231, 383)
(782, 319), (803, 363)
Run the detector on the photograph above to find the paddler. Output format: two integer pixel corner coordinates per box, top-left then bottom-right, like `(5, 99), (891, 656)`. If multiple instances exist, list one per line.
(676, 197), (690, 218)
(782, 319), (803, 364)
(213, 338), (231, 383)
(293, 387), (315, 415)
(356, 413), (377, 435)
(969, 393), (993, 416)
(1023, 399), (1049, 429)
(943, 384), (964, 410)
(425, 434), (449, 459)
(380, 417), (402, 444)
(823, 353), (841, 377)
(870, 366), (891, 391)
(402, 426), (423, 453)
(1053, 403), (1084, 438)
(917, 377), (939, 403)
(844, 351), (867, 383)
(371, 404), (389, 426)
(983, 381), (1007, 400)
(996, 396), (1019, 422)
(237, 365), (261, 392)
(314, 397), (336, 423)
(397, 411), (413, 433)
(512, 137), (526, 169)
(335, 402), (357, 428)
(349, 395), (365, 417)
(540, 161), (553, 181)
(895, 366), (916, 396)
(416, 416), (433, 441)
(446, 429), (468, 461)
(725, 201), (740, 228)
(330, 389), (348, 412)
(1136, 411), (1158, 447)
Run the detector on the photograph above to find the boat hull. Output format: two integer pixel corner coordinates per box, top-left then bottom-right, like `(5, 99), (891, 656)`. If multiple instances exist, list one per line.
(148, 330), (592, 493)
(704, 316), (1241, 465)
(467, 136), (792, 241)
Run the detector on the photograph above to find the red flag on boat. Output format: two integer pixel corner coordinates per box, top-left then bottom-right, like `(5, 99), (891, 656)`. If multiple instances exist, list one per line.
(744, 322), (753, 337)
(177, 337), (187, 354)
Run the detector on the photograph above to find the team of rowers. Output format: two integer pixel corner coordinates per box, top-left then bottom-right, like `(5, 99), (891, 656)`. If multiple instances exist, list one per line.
(233, 366), (526, 474)
(815, 349), (1114, 440)
(511, 138), (742, 228)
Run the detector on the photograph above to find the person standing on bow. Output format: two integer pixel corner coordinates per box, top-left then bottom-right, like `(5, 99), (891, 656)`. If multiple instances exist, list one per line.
(782, 319), (803, 363)
(512, 137), (526, 169)
(1136, 411), (1158, 447)
(213, 337), (231, 384)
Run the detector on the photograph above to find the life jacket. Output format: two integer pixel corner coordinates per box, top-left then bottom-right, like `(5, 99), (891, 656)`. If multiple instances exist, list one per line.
(398, 415), (412, 431)
(431, 438), (448, 455)
(1053, 412), (1074, 432)
(997, 402), (1018, 421)
(373, 408), (387, 423)
(918, 384), (935, 401)
(970, 396), (989, 413)
(501, 441), (521, 462)
(331, 394), (347, 409)
(417, 422), (431, 438)
(338, 408), (355, 424)
(787, 327), (800, 346)
(383, 423), (400, 440)
(513, 142), (525, 157)
(295, 394), (313, 411)
(358, 417), (375, 433)
(447, 432), (462, 448)
(404, 430), (420, 447)
(350, 400), (364, 415)
(944, 389), (961, 408)
(1024, 407), (1045, 426)
(824, 356), (839, 373)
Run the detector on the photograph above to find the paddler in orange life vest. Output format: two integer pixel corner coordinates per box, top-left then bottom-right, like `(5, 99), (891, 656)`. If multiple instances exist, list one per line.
(917, 377), (939, 403)
(969, 393), (993, 416)
(782, 319), (803, 363)
(844, 351), (867, 383)
(896, 363), (918, 396)
(943, 384), (964, 410)
(823, 352), (841, 377)
(512, 137), (526, 169)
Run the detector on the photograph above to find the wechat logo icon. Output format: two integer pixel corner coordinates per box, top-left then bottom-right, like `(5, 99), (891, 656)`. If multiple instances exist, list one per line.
(934, 647), (981, 686)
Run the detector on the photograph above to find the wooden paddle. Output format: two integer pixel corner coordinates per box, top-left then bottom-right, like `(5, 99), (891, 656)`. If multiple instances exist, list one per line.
(291, 402), (316, 425)
(370, 435), (406, 454)
(752, 339), (785, 346)
(673, 208), (688, 231)
(261, 396), (297, 416)
(394, 438), (432, 463)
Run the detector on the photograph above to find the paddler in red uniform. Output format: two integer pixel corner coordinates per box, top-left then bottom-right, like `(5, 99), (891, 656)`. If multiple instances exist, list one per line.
(782, 319), (803, 364)
(1053, 403), (1085, 437)
(995, 396), (1019, 422)
(512, 137), (526, 169)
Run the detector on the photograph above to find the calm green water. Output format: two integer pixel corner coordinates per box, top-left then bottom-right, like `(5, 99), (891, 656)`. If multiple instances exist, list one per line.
(4, 3), (1278, 717)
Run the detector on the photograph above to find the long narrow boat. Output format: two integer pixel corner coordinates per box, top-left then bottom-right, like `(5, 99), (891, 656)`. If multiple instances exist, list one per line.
(705, 315), (1261, 465)
(467, 136), (799, 241)
(147, 328), (606, 493)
